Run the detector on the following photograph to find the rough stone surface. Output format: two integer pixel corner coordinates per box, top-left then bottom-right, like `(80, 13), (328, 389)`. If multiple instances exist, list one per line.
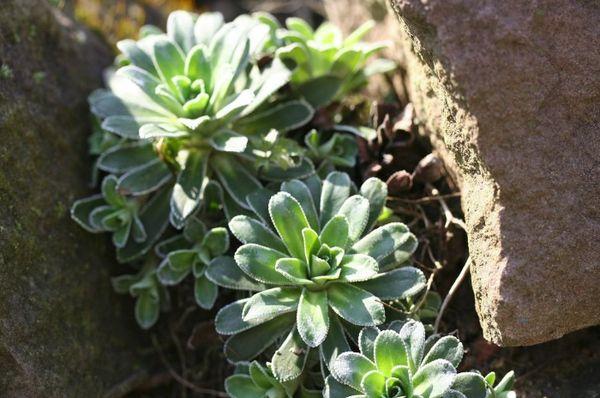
(0, 0), (142, 396)
(326, 0), (600, 346)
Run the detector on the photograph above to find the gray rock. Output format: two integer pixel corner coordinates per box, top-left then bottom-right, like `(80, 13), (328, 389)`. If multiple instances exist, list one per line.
(0, 0), (142, 395)
(388, 0), (600, 346)
(325, 0), (600, 346)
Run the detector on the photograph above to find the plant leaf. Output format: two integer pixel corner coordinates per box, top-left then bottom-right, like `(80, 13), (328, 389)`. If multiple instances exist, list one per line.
(339, 254), (379, 283)
(281, 179), (319, 231)
(117, 186), (171, 263)
(170, 150), (209, 228)
(194, 275), (218, 309)
(351, 222), (415, 262)
(296, 75), (342, 108)
(297, 288), (329, 347)
(355, 267), (425, 300)
(71, 194), (106, 233)
(242, 287), (300, 323)
(358, 327), (379, 361)
(236, 100), (314, 135)
(235, 244), (291, 285)
(269, 192), (310, 259)
(167, 11), (196, 53)
(359, 177), (387, 231)
(225, 374), (265, 398)
(229, 215), (287, 253)
(422, 336), (464, 368)
(212, 154), (261, 209)
(135, 291), (160, 330)
(271, 327), (309, 382)
(412, 359), (456, 398)
(320, 215), (349, 249)
(206, 256), (267, 291)
(398, 320), (426, 374)
(209, 130), (249, 153)
(331, 352), (376, 391)
(275, 258), (311, 285)
(337, 195), (370, 245)
(451, 373), (487, 398)
(117, 158), (172, 196)
(328, 283), (385, 327)
(320, 314), (350, 371)
(224, 313), (295, 363)
(361, 370), (387, 398)
(374, 330), (409, 376)
(320, 172), (352, 226)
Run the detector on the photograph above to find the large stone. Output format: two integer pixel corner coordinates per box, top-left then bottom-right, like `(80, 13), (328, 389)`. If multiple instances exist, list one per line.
(325, 0), (600, 346)
(0, 0), (142, 396)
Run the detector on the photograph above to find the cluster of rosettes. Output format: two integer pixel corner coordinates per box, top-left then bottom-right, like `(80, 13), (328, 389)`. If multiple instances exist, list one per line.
(70, 9), (516, 398)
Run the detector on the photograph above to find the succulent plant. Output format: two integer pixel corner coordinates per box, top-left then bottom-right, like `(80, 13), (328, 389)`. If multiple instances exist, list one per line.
(264, 17), (396, 107)
(71, 174), (171, 263)
(112, 266), (169, 329)
(304, 129), (358, 171)
(225, 361), (321, 398)
(155, 217), (229, 309)
(88, 10), (315, 230)
(325, 320), (516, 398)
(208, 171), (425, 381)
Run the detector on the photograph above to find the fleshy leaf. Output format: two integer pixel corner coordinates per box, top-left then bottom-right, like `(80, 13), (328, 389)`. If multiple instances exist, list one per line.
(205, 256), (267, 291)
(225, 374), (265, 398)
(271, 327), (309, 382)
(360, 177), (387, 231)
(320, 215), (349, 249)
(412, 359), (456, 398)
(328, 283), (385, 327)
(229, 215), (287, 252)
(320, 172), (352, 225)
(117, 158), (172, 196)
(235, 244), (290, 285)
(355, 267), (425, 300)
(242, 287), (300, 323)
(422, 336), (464, 368)
(281, 179), (319, 231)
(451, 373), (487, 398)
(320, 314), (350, 371)
(224, 313), (295, 363)
(170, 150), (208, 228)
(194, 275), (218, 309)
(269, 192), (310, 259)
(374, 330), (409, 376)
(331, 352), (376, 391)
(339, 254), (379, 283)
(297, 288), (329, 347)
(358, 327), (379, 361)
(352, 222), (416, 262)
(337, 195), (370, 245)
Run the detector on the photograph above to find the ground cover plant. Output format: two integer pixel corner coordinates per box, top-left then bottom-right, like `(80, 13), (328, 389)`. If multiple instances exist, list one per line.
(71, 8), (515, 397)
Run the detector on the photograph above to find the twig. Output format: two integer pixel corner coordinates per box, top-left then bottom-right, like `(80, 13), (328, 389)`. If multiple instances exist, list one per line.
(102, 371), (149, 398)
(433, 256), (472, 333)
(151, 335), (228, 397)
(388, 192), (462, 204)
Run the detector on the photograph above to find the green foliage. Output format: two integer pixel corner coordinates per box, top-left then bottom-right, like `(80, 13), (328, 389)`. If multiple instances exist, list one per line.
(210, 171), (425, 381)
(225, 361), (322, 398)
(88, 10), (315, 231)
(304, 129), (358, 170)
(325, 320), (516, 398)
(264, 17), (396, 107)
(68, 9), (516, 396)
(111, 266), (169, 329)
(155, 217), (229, 309)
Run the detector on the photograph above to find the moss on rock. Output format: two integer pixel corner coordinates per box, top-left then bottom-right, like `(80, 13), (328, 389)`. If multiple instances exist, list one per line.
(0, 1), (142, 396)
